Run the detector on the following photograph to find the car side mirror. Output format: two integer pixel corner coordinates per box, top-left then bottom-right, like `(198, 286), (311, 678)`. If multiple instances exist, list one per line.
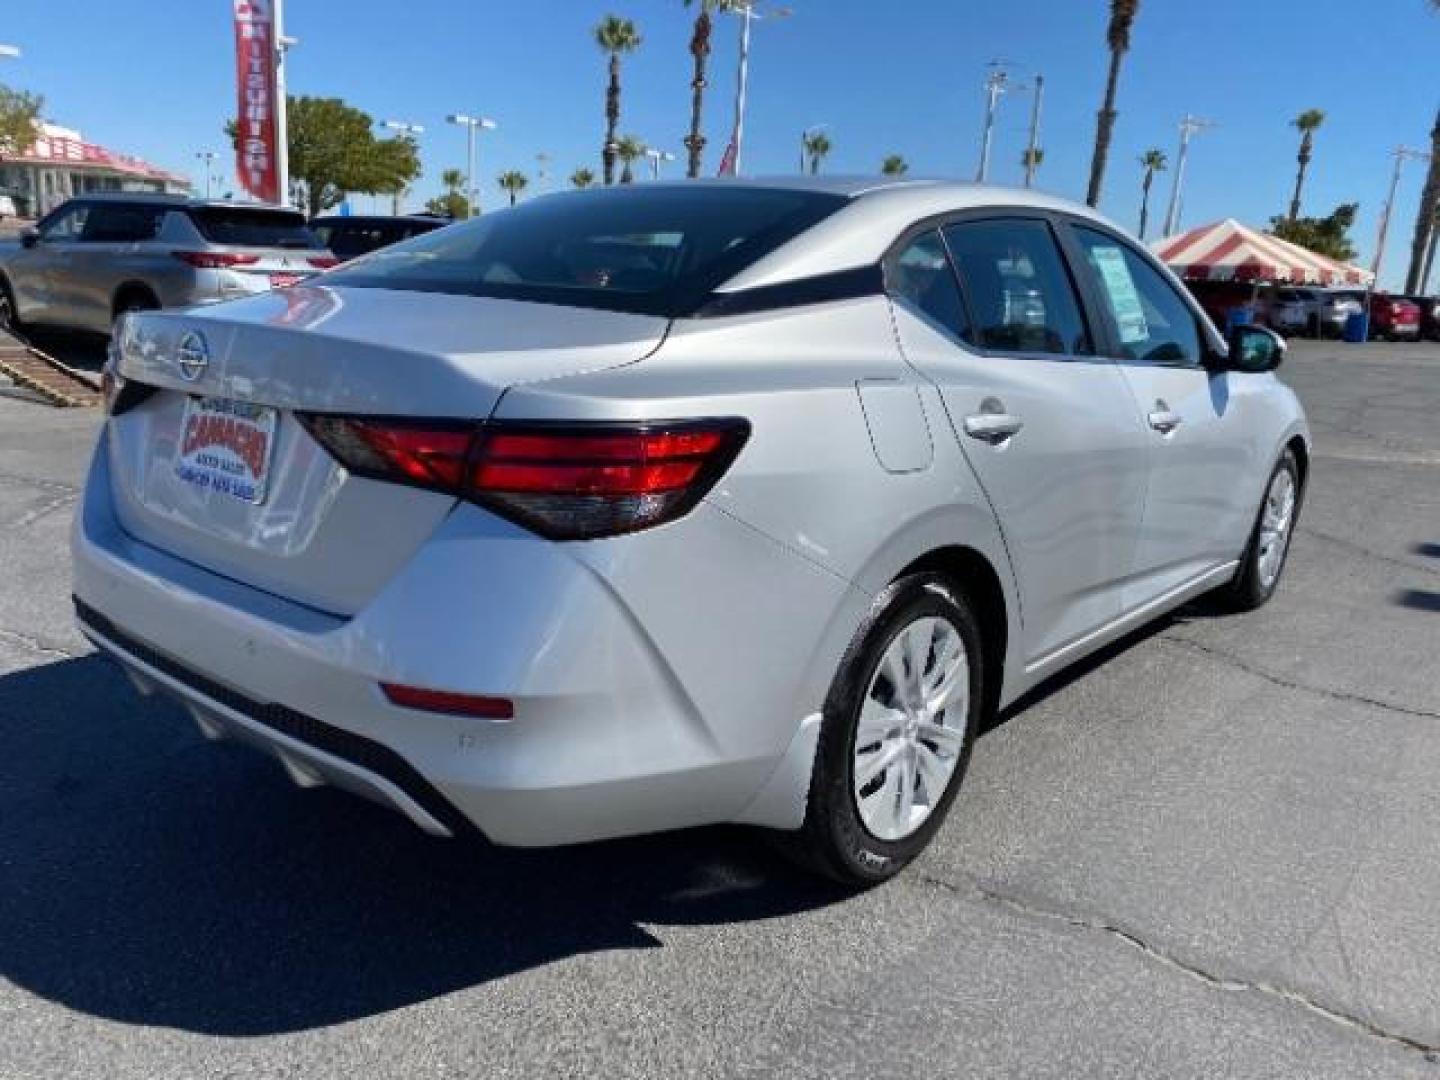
(19, 228), (39, 249)
(1220, 324), (1286, 373)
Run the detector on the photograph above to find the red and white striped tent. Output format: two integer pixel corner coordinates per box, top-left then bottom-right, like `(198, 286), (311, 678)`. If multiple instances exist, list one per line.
(1152, 218), (1373, 287)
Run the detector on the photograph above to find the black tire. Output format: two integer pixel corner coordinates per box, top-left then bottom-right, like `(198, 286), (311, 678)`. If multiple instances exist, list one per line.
(1213, 449), (1301, 612)
(781, 572), (984, 886)
(0, 277), (20, 336)
(112, 287), (159, 325)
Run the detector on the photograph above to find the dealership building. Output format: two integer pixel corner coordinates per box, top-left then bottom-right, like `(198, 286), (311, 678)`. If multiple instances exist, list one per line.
(0, 123), (190, 219)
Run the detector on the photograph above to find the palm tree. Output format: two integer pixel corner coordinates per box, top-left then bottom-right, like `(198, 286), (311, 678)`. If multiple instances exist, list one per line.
(440, 168), (464, 193)
(881, 154), (908, 177)
(571, 168), (596, 189)
(594, 15), (642, 185)
(1407, 107), (1440, 293)
(497, 170), (529, 207)
(615, 135), (646, 183)
(1137, 148), (1167, 239)
(1020, 147), (1045, 183)
(1286, 109), (1325, 222)
(682, 1), (735, 179)
(803, 130), (832, 175)
(1085, 0), (1142, 208)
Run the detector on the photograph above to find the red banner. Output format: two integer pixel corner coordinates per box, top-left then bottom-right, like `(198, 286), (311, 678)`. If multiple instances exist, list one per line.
(233, 0), (280, 203)
(716, 138), (737, 178)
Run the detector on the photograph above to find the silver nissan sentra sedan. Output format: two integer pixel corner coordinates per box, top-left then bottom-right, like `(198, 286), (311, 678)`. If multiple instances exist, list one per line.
(72, 178), (1307, 884)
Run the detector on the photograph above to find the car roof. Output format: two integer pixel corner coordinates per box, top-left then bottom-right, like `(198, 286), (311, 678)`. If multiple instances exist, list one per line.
(707, 177), (1127, 292)
(68, 193), (304, 213)
(310, 214), (445, 225)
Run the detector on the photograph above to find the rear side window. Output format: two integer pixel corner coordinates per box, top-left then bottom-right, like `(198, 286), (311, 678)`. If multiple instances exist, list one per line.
(81, 204), (166, 243)
(942, 218), (1091, 355)
(889, 232), (970, 342)
(323, 185), (848, 316)
(1073, 226), (1202, 366)
(187, 207), (320, 249)
(314, 220), (435, 259)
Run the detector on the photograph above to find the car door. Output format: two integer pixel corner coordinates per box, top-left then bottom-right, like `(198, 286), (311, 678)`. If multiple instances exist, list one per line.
(1065, 222), (1260, 608)
(7, 201), (90, 326)
(70, 202), (167, 333)
(888, 215), (1150, 667)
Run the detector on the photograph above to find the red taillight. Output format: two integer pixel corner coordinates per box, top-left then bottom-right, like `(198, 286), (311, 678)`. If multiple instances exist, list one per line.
(298, 416), (749, 540)
(307, 255), (340, 269)
(172, 251), (261, 269)
(380, 683), (514, 719)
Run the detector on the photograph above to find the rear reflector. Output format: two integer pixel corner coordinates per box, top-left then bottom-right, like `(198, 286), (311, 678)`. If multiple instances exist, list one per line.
(307, 255), (340, 269)
(298, 415), (750, 540)
(172, 251), (261, 269)
(381, 683), (514, 719)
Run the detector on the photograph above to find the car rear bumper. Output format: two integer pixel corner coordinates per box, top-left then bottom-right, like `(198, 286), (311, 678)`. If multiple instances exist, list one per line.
(72, 436), (844, 846)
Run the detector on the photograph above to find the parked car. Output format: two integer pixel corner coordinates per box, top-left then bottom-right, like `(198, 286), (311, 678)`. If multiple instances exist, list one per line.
(0, 194), (336, 337)
(75, 180), (1308, 884)
(1180, 279), (1265, 329)
(1393, 294), (1439, 340)
(309, 213), (449, 263)
(1368, 292), (1422, 340)
(1266, 286), (1360, 338)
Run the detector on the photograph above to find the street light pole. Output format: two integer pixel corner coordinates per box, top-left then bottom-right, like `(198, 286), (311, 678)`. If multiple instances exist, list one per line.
(382, 120), (424, 214)
(726, 2), (791, 176)
(0, 44), (21, 59)
(1372, 146), (1429, 284)
(644, 148), (676, 180)
(446, 114), (498, 217)
(1161, 114), (1215, 238)
(976, 63), (1016, 184)
(195, 151), (218, 199)
(273, 0), (297, 208)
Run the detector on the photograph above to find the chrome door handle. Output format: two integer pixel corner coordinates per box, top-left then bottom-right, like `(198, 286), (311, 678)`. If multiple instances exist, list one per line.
(963, 413), (1024, 444)
(1148, 410), (1183, 434)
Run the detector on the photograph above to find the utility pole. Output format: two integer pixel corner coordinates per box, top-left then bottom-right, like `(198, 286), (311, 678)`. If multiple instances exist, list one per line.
(1023, 73), (1045, 188)
(1161, 114), (1215, 238)
(800, 124), (827, 174)
(0, 44), (21, 59)
(726, 1), (791, 175)
(1372, 145), (1429, 284)
(381, 121), (424, 214)
(273, 0), (296, 208)
(195, 151), (218, 199)
(446, 113), (498, 217)
(976, 64), (1011, 183)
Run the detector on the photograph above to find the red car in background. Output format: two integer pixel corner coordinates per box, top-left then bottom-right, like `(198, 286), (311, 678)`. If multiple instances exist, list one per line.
(1369, 293), (1422, 340)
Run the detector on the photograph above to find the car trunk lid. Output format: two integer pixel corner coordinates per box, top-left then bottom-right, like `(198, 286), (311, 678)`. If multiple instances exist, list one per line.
(106, 286), (668, 614)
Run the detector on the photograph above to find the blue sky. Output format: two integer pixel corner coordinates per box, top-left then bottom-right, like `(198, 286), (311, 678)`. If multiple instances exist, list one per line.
(5, 0), (1440, 285)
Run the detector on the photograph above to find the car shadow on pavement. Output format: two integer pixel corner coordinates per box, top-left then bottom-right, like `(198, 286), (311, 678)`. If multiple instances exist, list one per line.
(0, 654), (849, 1037)
(1395, 588), (1440, 613)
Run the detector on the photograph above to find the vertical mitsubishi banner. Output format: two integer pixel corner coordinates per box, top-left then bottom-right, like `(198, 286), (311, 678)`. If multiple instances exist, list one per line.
(232, 0), (289, 205)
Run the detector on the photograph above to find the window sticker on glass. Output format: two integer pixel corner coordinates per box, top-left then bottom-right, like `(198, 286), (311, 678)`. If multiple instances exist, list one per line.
(1091, 245), (1149, 345)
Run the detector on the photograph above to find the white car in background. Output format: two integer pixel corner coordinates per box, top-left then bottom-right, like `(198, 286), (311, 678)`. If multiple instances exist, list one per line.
(1266, 286), (1361, 337)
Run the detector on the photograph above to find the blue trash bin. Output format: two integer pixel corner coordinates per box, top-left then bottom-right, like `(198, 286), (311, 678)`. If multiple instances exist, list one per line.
(1343, 310), (1369, 343)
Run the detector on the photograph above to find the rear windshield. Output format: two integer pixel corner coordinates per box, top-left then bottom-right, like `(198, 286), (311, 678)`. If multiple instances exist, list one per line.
(187, 207), (321, 249)
(322, 186), (849, 316)
(312, 219), (443, 259)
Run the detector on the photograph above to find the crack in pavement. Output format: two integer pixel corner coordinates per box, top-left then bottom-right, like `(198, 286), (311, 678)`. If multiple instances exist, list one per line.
(0, 625), (83, 662)
(0, 472), (79, 497)
(10, 492), (78, 529)
(1297, 526), (1440, 579)
(914, 871), (1440, 1063)
(1158, 634), (1440, 722)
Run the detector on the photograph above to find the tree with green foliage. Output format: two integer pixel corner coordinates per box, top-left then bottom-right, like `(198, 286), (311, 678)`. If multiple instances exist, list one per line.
(571, 167), (597, 189)
(1287, 109), (1326, 222)
(425, 168), (470, 219)
(1085, 0), (1141, 208)
(1269, 202), (1359, 263)
(615, 135), (646, 183)
(0, 84), (42, 160)
(497, 170), (529, 206)
(1137, 148), (1166, 239)
(1020, 147), (1044, 179)
(226, 96), (420, 216)
(881, 154), (908, 177)
(595, 15), (642, 185)
(803, 130), (832, 175)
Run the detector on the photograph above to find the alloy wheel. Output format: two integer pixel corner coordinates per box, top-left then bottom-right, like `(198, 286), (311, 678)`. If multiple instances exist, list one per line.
(1256, 468), (1296, 590)
(852, 615), (969, 842)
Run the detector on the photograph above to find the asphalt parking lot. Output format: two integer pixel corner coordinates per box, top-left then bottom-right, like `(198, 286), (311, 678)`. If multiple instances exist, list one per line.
(1, 339), (1437, 1078)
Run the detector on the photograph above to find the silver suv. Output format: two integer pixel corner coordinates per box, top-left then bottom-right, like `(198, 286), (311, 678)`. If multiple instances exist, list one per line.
(0, 194), (335, 336)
